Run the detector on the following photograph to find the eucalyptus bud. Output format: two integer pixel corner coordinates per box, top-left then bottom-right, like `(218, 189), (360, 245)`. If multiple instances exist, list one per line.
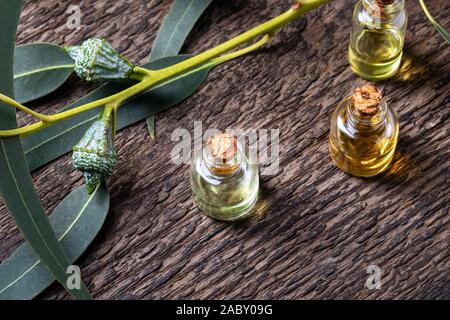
(72, 107), (117, 193)
(66, 38), (135, 82)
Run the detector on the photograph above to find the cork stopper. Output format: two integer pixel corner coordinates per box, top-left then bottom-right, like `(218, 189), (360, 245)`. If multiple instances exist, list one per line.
(352, 84), (383, 117)
(205, 133), (239, 175)
(376, 0), (394, 5)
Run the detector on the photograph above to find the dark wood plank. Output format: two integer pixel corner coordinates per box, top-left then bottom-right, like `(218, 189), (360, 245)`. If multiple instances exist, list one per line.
(0, 0), (448, 299)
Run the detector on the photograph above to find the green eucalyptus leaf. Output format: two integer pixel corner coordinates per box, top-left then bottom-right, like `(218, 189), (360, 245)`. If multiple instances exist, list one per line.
(0, 0), (91, 300)
(146, 115), (156, 140)
(419, 0), (450, 44)
(23, 55), (213, 171)
(149, 0), (214, 60)
(0, 182), (109, 300)
(14, 43), (74, 103)
(147, 0), (213, 137)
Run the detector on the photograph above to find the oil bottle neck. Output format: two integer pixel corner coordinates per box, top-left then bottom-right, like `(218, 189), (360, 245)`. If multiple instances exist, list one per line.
(347, 99), (387, 131)
(362, 0), (405, 20)
(203, 147), (242, 177)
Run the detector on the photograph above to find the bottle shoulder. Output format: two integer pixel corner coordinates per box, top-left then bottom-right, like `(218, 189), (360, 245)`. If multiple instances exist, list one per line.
(329, 102), (399, 142)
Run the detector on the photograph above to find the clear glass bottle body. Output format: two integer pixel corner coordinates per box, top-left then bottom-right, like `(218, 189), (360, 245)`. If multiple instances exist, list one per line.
(190, 141), (259, 221)
(349, 0), (407, 81)
(329, 98), (399, 177)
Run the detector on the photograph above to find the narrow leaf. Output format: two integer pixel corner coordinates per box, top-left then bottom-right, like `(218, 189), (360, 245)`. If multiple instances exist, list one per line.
(23, 55), (213, 171)
(148, 0), (213, 137)
(14, 43), (74, 103)
(0, 0), (91, 300)
(149, 0), (214, 60)
(146, 115), (155, 140)
(419, 0), (450, 44)
(0, 182), (109, 300)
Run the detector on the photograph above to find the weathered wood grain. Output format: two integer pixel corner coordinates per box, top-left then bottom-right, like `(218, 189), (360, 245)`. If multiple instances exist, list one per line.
(0, 0), (448, 299)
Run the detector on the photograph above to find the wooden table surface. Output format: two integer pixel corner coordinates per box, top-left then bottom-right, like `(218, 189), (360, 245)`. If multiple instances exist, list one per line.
(0, 0), (449, 299)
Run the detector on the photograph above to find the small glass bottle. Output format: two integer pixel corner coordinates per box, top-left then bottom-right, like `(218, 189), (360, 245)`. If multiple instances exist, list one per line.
(190, 133), (259, 221)
(349, 0), (407, 81)
(329, 84), (399, 177)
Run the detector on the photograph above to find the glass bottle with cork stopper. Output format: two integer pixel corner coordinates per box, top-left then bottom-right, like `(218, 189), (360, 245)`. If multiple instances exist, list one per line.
(349, 0), (407, 81)
(190, 132), (259, 221)
(329, 84), (399, 177)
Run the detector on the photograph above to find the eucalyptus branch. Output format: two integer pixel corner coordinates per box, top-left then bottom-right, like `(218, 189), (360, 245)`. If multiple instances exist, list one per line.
(0, 0), (330, 138)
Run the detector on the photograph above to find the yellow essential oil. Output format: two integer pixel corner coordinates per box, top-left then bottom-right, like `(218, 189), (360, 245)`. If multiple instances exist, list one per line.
(349, 0), (407, 81)
(329, 84), (399, 177)
(190, 133), (259, 221)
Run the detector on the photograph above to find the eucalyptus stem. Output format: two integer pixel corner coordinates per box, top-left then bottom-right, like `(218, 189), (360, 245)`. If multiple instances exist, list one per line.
(0, 0), (330, 138)
(127, 34), (272, 102)
(148, 1), (324, 84)
(0, 93), (52, 122)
